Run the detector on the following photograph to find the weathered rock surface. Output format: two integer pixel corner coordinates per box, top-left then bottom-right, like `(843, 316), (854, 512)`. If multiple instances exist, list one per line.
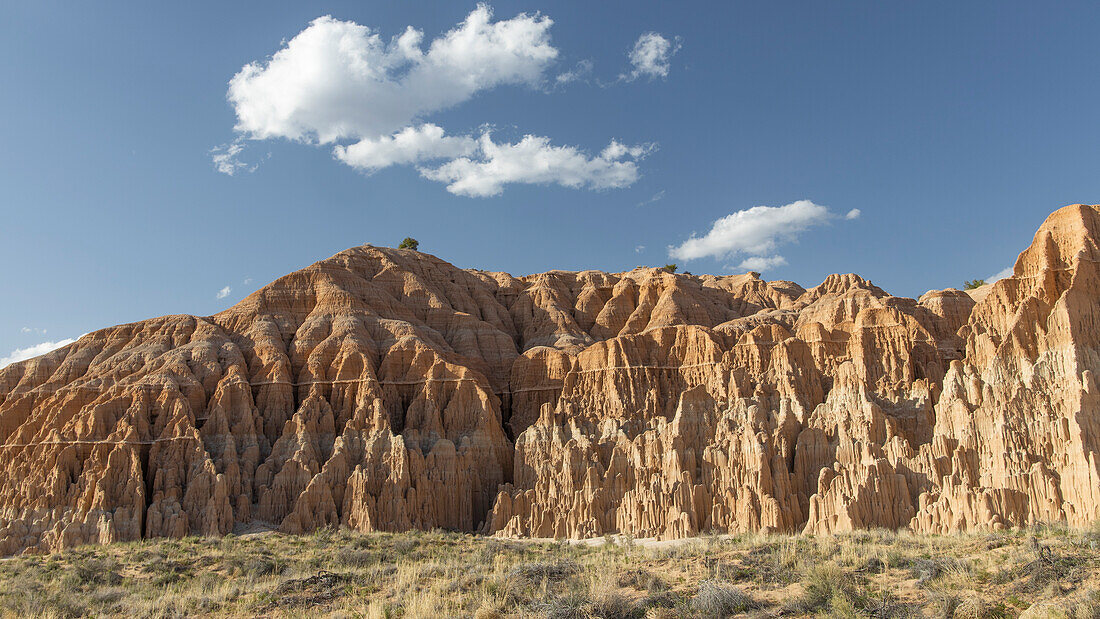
(2, 204), (1099, 554)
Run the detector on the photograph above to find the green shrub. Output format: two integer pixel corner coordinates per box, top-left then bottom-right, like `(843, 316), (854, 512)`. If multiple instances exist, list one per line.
(784, 563), (869, 615)
(398, 237), (419, 251)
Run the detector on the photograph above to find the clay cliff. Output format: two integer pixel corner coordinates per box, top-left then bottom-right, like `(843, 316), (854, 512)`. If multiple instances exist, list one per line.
(1, 204), (1099, 554)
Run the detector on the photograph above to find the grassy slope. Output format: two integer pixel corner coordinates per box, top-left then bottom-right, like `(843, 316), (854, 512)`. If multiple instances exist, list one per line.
(1, 525), (1098, 618)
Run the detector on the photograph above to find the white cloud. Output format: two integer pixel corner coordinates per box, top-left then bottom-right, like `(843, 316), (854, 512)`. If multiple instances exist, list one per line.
(635, 244), (646, 253)
(228, 6), (557, 144)
(637, 189), (665, 207)
(218, 7), (654, 196)
(216, 286), (232, 299)
(622, 32), (680, 81)
(20, 327), (46, 335)
(668, 200), (853, 268)
(988, 266), (1014, 282)
(210, 140), (250, 175)
(556, 59), (593, 85)
(243, 277), (253, 285)
(334, 124), (477, 172)
(845, 208), (861, 220)
(419, 133), (651, 197)
(0, 338), (76, 369)
(736, 255), (788, 272)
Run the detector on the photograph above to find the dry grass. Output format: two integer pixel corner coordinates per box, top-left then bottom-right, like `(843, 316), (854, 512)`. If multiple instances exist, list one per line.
(0, 523), (1098, 617)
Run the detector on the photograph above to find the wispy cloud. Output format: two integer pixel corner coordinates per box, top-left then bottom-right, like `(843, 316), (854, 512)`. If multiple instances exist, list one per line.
(635, 244), (646, 253)
(988, 266), (1014, 282)
(845, 208), (861, 220)
(216, 286), (232, 299)
(637, 190), (665, 207)
(20, 327), (46, 335)
(555, 59), (593, 85)
(0, 338), (76, 369)
(210, 139), (254, 176)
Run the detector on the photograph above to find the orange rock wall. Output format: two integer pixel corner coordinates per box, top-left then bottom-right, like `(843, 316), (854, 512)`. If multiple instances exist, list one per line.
(2, 204), (1099, 554)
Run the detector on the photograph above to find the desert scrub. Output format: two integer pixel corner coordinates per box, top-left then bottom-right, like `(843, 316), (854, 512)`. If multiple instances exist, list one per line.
(0, 525), (1097, 617)
(691, 580), (759, 616)
(782, 562), (871, 615)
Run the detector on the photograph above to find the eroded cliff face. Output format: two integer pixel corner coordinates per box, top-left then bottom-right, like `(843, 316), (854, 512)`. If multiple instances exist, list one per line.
(1, 204), (1098, 554)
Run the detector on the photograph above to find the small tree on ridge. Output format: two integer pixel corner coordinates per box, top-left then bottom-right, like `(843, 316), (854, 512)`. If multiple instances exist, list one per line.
(398, 237), (419, 251)
(963, 279), (986, 290)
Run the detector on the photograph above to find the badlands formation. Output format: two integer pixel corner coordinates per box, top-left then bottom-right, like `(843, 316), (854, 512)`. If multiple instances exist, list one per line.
(2, 204), (1099, 555)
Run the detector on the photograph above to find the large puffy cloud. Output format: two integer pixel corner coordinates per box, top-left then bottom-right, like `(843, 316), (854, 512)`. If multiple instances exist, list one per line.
(218, 7), (654, 195)
(669, 200), (855, 270)
(419, 133), (651, 197)
(228, 6), (557, 144)
(0, 338), (76, 369)
(623, 32), (680, 81)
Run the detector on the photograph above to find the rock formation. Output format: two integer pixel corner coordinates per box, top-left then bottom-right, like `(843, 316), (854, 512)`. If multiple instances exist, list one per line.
(1, 204), (1099, 554)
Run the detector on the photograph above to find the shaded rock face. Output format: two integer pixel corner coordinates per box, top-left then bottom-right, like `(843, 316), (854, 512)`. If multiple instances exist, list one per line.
(2, 204), (1100, 554)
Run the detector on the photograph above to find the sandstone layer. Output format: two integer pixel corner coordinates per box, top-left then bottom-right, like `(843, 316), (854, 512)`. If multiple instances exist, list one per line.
(2, 204), (1099, 554)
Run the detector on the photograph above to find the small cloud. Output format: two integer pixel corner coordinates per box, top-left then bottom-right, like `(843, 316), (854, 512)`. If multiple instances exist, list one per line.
(555, 59), (593, 85)
(668, 200), (857, 270)
(637, 189), (665, 207)
(0, 338), (77, 369)
(735, 255), (788, 272)
(334, 124), (477, 173)
(20, 327), (47, 335)
(635, 244), (646, 253)
(845, 208), (861, 220)
(243, 277), (253, 285)
(621, 32), (681, 81)
(216, 286), (232, 299)
(988, 266), (1014, 282)
(418, 133), (653, 197)
(210, 139), (260, 176)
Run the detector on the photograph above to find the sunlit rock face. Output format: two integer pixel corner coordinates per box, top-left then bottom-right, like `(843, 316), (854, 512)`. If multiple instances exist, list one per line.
(2, 204), (1099, 554)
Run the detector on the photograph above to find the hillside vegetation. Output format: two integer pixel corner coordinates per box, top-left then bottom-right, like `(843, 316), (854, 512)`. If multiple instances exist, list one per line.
(1, 525), (1099, 618)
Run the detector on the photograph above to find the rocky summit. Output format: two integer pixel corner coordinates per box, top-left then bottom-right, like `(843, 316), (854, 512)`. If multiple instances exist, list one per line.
(2, 204), (1099, 555)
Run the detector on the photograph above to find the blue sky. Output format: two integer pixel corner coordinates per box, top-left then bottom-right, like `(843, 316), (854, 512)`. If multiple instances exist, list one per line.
(3, 1), (1100, 364)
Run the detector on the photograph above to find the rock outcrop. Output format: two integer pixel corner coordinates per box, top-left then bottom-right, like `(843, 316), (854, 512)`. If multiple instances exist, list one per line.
(2, 204), (1099, 554)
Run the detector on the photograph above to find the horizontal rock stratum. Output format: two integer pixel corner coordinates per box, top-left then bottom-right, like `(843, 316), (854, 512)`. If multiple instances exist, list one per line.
(2, 204), (1100, 554)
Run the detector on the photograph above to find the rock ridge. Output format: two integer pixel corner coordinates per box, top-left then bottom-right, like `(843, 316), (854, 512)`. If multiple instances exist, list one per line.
(1, 204), (1099, 554)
